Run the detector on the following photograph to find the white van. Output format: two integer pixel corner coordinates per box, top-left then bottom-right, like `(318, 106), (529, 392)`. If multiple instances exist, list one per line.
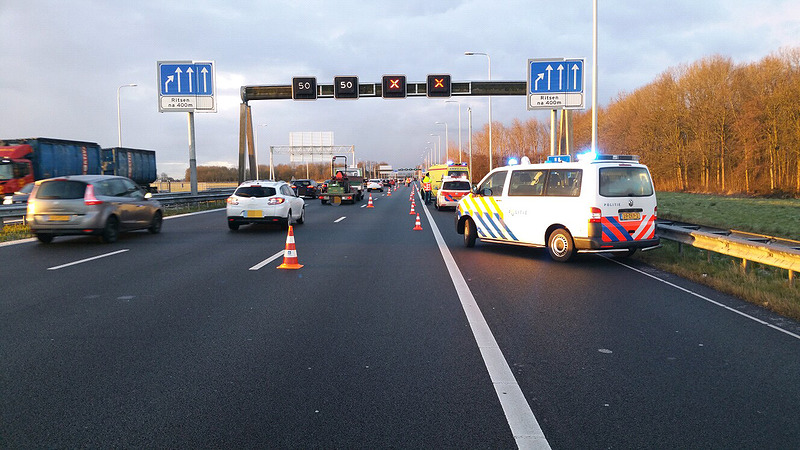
(455, 154), (660, 262)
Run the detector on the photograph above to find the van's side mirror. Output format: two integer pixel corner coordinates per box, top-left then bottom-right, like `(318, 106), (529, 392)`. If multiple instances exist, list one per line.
(480, 188), (493, 196)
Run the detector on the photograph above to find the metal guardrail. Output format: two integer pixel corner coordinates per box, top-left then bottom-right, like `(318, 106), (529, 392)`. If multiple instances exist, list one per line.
(657, 220), (799, 286)
(0, 189), (234, 223)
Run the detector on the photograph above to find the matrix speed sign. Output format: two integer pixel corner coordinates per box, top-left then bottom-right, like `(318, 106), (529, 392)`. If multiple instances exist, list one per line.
(292, 77), (317, 100)
(334, 76), (359, 99)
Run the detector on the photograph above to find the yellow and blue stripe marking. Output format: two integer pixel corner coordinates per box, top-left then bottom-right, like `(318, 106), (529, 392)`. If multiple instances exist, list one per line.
(457, 194), (519, 241)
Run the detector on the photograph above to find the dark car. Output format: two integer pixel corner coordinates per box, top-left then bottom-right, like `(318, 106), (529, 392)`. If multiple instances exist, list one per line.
(290, 179), (318, 198)
(27, 175), (163, 244)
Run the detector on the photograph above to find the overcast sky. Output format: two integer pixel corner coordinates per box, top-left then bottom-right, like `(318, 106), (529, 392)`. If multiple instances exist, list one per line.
(2, 0), (798, 178)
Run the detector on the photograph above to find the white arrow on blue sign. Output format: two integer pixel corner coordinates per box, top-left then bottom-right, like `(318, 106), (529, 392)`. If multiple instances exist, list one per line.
(527, 58), (585, 110)
(157, 60), (216, 112)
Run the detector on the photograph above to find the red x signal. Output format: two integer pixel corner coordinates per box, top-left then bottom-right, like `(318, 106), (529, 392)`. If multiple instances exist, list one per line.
(382, 75), (406, 98)
(426, 74), (451, 98)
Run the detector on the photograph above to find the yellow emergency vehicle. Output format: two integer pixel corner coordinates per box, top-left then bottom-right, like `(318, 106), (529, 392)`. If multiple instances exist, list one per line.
(426, 162), (469, 197)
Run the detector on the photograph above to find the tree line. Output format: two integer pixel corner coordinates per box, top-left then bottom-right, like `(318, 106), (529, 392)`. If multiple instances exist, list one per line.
(458, 47), (800, 196)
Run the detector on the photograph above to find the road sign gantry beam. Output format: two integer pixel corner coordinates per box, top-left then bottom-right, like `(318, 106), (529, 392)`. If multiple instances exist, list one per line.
(240, 81), (526, 103)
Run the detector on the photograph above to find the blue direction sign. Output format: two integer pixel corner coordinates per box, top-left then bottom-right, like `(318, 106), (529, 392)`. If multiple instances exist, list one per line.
(527, 58), (585, 110)
(157, 60), (216, 112)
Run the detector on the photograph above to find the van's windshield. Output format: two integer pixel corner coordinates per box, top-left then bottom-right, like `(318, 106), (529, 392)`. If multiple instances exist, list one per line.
(599, 167), (654, 197)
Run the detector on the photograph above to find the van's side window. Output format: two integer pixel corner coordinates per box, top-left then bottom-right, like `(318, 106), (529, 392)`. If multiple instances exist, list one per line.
(478, 170), (508, 196)
(545, 169), (582, 197)
(508, 170), (546, 196)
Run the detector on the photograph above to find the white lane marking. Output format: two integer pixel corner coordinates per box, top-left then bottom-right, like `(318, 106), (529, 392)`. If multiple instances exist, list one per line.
(164, 208), (225, 219)
(418, 190), (551, 449)
(0, 238), (37, 247)
(47, 249), (130, 271)
(249, 250), (285, 271)
(334, 216), (346, 223)
(604, 256), (800, 341)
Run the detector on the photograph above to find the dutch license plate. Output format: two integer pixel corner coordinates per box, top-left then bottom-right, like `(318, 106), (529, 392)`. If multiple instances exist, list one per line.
(48, 215), (70, 222)
(245, 210), (263, 218)
(620, 212), (641, 221)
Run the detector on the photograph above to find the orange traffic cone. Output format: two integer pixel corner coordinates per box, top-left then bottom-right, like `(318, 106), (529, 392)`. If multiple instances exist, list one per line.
(277, 226), (303, 269)
(387, 188), (392, 197)
(367, 194), (374, 208)
(413, 214), (423, 231)
(409, 202), (416, 215)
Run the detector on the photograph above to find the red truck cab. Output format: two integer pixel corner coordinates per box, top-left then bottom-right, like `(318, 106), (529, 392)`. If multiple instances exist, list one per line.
(0, 145), (35, 196)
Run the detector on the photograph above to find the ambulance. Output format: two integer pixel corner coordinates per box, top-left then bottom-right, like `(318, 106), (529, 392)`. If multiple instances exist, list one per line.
(426, 162), (469, 198)
(455, 153), (660, 262)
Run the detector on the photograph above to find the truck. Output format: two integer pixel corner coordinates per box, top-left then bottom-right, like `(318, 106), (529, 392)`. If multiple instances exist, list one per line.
(101, 147), (158, 192)
(0, 138), (157, 199)
(318, 156), (364, 205)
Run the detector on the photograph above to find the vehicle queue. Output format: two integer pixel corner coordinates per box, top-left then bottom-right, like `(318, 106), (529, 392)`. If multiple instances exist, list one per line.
(21, 155), (659, 264)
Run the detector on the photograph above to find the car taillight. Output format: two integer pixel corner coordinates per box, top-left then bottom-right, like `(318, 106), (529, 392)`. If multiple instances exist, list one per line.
(654, 206), (657, 218)
(227, 197), (238, 205)
(589, 207), (602, 223)
(84, 185), (103, 205)
(267, 197), (285, 205)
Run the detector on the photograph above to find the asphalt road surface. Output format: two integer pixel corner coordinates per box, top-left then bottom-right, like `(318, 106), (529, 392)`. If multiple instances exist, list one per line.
(3, 184), (800, 449)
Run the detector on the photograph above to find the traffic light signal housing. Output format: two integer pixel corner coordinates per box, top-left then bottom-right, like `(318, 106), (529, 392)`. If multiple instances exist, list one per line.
(382, 75), (406, 98)
(426, 74), (451, 98)
(292, 77), (317, 100)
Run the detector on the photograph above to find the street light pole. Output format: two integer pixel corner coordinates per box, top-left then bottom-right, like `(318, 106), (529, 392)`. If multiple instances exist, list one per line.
(257, 124), (268, 180)
(116, 83), (137, 147)
(435, 121), (448, 162)
(445, 100), (462, 163)
(465, 51), (492, 170)
(429, 134), (441, 164)
(467, 107), (473, 184)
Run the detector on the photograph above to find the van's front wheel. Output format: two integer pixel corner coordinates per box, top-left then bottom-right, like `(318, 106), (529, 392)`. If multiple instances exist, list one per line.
(547, 228), (575, 262)
(463, 218), (477, 248)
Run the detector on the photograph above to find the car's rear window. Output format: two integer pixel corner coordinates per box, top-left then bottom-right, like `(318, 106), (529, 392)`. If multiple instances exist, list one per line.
(599, 167), (654, 197)
(235, 186), (276, 198)
(442, 181), (471, 190)
(35, 180), (86, 199)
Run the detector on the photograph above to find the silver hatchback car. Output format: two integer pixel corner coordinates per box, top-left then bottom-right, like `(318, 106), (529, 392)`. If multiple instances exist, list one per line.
(27, 175), (163, 244)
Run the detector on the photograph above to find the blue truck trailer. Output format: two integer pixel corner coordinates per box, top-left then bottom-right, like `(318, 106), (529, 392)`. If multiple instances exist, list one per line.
(101, 147), (158, 191)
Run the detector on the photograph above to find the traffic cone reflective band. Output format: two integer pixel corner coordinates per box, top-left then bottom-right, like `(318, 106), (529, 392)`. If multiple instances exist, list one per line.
(367, 194), (374, 208)
(413, 214), (423, 231)
(277, 226), (303, 269)
(409, 202), (416, 215)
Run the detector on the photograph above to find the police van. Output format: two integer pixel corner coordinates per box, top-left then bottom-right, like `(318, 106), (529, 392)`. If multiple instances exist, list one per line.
(455, 154), (660, 262)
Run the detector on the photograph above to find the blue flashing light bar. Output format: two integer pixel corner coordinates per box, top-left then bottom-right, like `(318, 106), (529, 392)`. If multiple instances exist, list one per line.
(546, 155), (572, 163)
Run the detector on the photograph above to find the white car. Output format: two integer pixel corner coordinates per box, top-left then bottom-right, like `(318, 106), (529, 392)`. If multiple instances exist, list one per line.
(366, 179), (383, 192)
(226, 180), (305, 231)
(435, 176), (471, 210)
